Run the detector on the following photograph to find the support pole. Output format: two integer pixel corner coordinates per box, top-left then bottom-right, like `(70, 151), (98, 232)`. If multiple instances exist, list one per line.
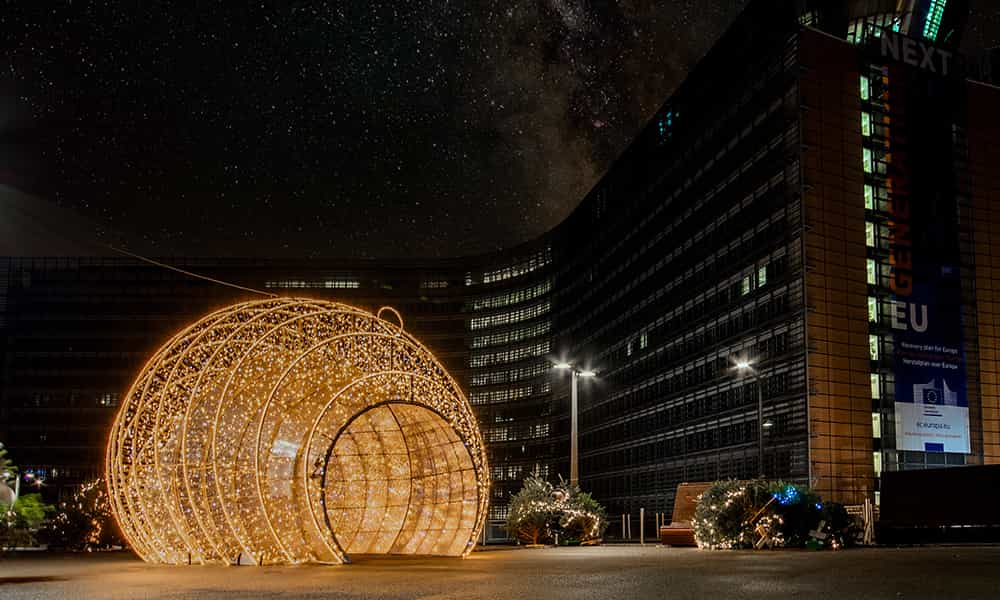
(757, 372), (765, 477)
(570, 371), (579, 487)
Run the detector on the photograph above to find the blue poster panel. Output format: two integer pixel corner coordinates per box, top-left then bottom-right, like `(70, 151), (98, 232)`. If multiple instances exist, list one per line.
(887, 156), (969, 454)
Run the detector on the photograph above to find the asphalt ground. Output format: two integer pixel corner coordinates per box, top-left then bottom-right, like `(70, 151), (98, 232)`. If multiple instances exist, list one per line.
(1, 545), (999, 599)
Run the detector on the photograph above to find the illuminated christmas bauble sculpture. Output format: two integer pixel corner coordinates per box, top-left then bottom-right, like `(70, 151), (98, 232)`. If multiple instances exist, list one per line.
(106, 298), (489, 565)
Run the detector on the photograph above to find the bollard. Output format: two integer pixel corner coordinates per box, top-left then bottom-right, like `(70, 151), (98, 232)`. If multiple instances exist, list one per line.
(640, 507), (645, 545)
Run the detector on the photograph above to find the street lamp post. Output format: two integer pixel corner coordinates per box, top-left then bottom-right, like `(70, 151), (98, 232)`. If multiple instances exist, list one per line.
(554, 362), (595, 488)
(734, 359), (771, 478)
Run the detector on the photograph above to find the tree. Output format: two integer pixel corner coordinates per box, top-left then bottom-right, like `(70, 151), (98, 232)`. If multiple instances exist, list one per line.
(42, 478), (124, 551)
(3, 494), (53, 550)
(505, 474), (608, 545)
(505, 474), (556, 545)
(1, 444), (54, 551)
(559, 489), (608, 543)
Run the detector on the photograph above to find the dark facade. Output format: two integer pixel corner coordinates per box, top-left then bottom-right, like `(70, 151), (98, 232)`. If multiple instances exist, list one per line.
(3, 0), (998, 539)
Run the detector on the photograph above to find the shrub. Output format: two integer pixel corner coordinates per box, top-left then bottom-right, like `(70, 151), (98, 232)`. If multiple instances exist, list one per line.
(505, 475), (608, 545)
(692, 479), (852, 550)
(691, 479), (773, 549)
(41, 478), (124, 551)
(1, 493), (54, 550)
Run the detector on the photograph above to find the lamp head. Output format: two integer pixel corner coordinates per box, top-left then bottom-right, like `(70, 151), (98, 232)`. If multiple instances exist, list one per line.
(578, 370), (597, 378)
(554, 362), (572, 370)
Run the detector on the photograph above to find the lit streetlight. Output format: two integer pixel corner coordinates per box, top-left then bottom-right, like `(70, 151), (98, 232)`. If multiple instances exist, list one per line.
(554, 361), (596, 487)
(733, 358), (773, 477)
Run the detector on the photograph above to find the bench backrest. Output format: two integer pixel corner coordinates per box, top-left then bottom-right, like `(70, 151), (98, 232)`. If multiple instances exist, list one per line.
(671, 481), (714, 524)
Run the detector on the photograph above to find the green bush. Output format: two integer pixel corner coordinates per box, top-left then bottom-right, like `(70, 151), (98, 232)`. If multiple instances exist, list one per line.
(691, 479), (773, 549)
(505, 475), (608, 545)
(692, 479), (857, 550)
(1, 493), (54, 550)
(41, 478), (124, 551)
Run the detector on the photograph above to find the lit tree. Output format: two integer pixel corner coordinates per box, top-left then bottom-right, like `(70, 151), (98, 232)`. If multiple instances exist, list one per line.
(505, 474), (607, 545)
(505, 474), (556, 545)
(42, 478), (123, 551)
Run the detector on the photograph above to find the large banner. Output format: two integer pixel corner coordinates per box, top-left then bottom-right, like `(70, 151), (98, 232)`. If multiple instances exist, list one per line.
(884, 43), (970, 454)
(888, 192), (970, 455)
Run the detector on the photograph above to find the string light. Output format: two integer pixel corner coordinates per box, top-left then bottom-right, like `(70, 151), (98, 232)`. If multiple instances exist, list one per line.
(105, 298), (490, 565)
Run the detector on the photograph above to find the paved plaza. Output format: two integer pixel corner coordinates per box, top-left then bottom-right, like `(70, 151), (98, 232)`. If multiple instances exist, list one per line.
(1, 545), (999, 599)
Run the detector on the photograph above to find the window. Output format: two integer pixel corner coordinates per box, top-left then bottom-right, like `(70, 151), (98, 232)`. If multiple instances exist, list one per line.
(864, 184), (874, 210)
(469, 300), (550, 330)
(757, 265), (767, 288)
(868, 296), (879, 323)
(265, 279), (360, 289)
(863, 148), (873, 173)
(469, 340), (551, 368)
(870, 373), (881, 400)
(860, 75), (870, 101)
(872, 412), (882, 438)
(470, 280), (552, 311)
(866, 222), (876, 247)
(639, 331), (649, 350)
(923, 0), (948, 41)
(420, 280), (449, 289)
(741, 275), (752, 296)
(869, 334), (880, 361)
(861, 112), (872, 137)
(627, 340), (634, 357)
(481, 248), (552, 284)
(866, 259), (877, 285)
(471, 321), (551, 349)
(873, 451), (883, 476)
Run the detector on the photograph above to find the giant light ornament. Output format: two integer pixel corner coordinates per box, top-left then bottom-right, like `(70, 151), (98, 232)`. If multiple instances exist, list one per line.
(106, 298), (489, 565)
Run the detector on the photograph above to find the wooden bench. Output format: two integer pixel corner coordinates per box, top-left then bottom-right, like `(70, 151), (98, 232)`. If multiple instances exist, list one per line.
(659, 482), (713, 547)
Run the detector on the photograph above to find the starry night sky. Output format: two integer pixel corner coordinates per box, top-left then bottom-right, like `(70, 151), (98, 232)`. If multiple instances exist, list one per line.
(2, 2), (999, 259)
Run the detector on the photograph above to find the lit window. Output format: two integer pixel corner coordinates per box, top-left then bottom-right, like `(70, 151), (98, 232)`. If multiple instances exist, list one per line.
(627, 340), (634, 356)
(861, 112), (871, 137)
(873, 451), (883, 475)
(867, 259), (877, 285)
(868, 296), (879, 323)
(866, 222), (876, 247)
(869, 334), (880, 361)
(639, 331), (649, 350)
(864, 184), (874, 210)
(757, 265), (767, 288)
(860, 75), (870, 101)
(870, 372), (881, 400)
(923, 0), (948, 41)
(741, 275), (752, 296)
(863, 148), (873, 173)
(872, 412), (882, 438)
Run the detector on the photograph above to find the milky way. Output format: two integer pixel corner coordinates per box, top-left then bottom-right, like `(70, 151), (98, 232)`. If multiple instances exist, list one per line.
(2, 2), (998, 258)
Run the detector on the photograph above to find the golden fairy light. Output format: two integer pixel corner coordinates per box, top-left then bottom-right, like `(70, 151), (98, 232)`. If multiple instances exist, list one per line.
(105, 298), (489, 565)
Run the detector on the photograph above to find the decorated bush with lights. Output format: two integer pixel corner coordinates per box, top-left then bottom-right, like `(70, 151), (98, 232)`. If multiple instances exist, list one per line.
(42, 478), (124, 551)
(505, 475), (607, 545)
(691, 479), (856, 550)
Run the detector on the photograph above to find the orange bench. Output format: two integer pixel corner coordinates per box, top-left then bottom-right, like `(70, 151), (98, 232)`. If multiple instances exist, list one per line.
(659, 482), (713, 547)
